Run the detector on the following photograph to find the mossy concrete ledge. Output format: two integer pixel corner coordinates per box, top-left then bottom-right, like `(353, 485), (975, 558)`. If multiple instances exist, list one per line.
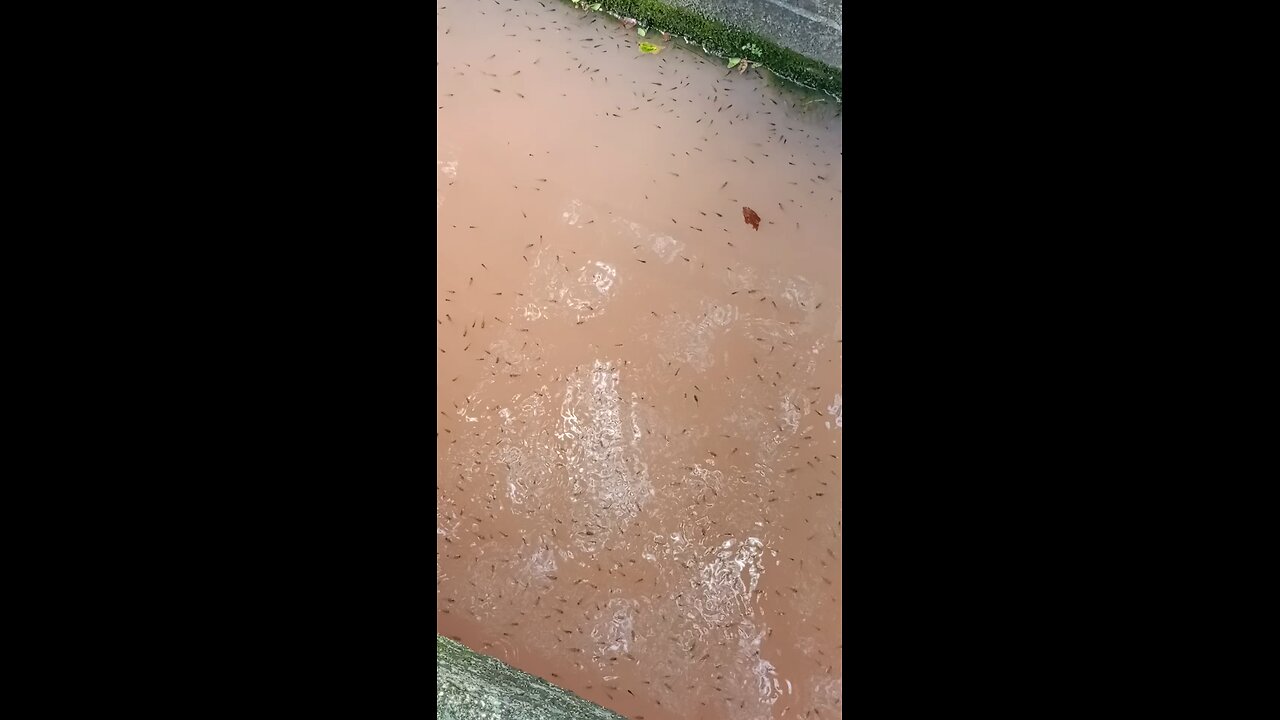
(586, 0), (842, 100)
(437, 635), (627, 719)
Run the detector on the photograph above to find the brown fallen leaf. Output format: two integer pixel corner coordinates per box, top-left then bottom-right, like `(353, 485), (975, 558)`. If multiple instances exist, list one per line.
(743, 206), (761, 231)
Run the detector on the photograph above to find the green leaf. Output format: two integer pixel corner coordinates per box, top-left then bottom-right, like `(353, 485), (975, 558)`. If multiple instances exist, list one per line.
(590, 2), (601, 9)
(639, 41), (660, 54)
(728, 58), (741, 68)
(637, 27), (647, 36)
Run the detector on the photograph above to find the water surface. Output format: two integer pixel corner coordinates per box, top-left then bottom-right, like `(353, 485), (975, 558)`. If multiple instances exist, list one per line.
(438, 2), (842, 718)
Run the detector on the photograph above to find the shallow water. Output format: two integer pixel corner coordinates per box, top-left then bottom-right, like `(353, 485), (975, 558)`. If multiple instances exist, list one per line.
(437, 2), (842, 718)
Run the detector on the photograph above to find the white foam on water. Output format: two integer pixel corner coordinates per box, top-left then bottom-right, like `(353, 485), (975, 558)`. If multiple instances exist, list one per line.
(590, 597), (637, 665)
(614, 217), (685, 263)
(520, 303), (545, 321)
(658, 299), (738, 372)
(779, 275), (821, 311)
(525, 247), (616, 326)
(738, 620), (782, 707)
(809, 675), (843, 716)
(584, 260), (617, 294)
(562, 198), (583, 226)
(779, 389), (802, 434)
(436, 149), (458, 211)
(559, 360), (650, 553)
(692, 535), (765, 629)
(524, 539), (558, 581)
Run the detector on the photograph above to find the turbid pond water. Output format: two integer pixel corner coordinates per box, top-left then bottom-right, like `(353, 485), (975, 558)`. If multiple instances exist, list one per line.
(437, 2), (842, 718)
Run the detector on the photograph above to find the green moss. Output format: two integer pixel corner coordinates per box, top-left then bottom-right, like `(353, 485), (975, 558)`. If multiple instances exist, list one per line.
(437, 635), (627, 720)
(579, 0), (842, 99)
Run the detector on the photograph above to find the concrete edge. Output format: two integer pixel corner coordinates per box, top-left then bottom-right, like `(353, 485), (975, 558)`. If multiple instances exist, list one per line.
(572, 0), (843, 100)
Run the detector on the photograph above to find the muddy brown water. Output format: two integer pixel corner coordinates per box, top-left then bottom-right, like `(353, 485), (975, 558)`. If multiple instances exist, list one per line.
(437, 2), (841, 718)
